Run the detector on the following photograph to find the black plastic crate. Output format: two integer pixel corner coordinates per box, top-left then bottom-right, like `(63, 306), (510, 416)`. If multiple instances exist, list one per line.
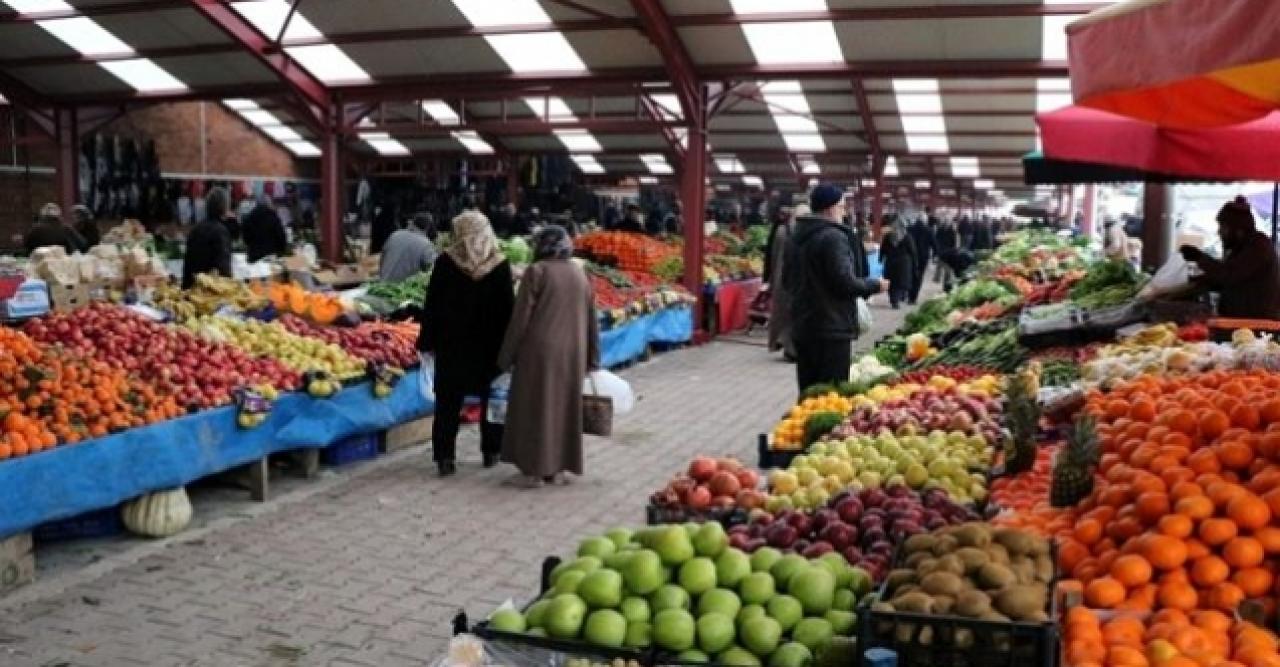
(34, 506), (123, 542)
(320, 431), (382, 466)
(645, 503), (750, 528)
(757, 433), (802, 469)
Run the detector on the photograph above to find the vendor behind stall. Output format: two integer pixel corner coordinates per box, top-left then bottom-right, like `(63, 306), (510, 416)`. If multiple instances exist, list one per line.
(1178, 197), (1280, 320)
(182, 188), (234, 289)
(379, 214), (437, 282)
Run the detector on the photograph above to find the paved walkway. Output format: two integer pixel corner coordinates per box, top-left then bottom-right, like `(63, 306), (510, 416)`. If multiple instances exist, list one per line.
(0, 292), (921, 667)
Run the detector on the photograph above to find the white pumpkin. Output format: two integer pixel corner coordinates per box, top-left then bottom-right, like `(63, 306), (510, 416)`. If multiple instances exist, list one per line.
(121, 487), (193, 538)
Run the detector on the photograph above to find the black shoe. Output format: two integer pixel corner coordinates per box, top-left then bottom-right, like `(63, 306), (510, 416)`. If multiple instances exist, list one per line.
(437, 461), (457, 477)
(482, 453), (499, 468)
(783, 353), (797, 363)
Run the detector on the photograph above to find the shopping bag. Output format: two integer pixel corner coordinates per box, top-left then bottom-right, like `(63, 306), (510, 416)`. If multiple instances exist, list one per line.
(856, 297), (874, 332)
(487, 373), (511, 424)
(1137, 254), (1192, 301)
(418, 353), (435, 404)
(583, 375), (614, 437)
(584, 369), (635, 415)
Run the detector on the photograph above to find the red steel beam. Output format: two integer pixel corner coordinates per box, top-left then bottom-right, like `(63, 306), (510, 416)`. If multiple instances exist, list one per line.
(186, 0), (330, 133)
(629, 0), (701, 124)
(345, 117), (680, 138)
(669, 3), (1106, 26)
(0, 0), (187, 23)
(852, 79), (881, 167)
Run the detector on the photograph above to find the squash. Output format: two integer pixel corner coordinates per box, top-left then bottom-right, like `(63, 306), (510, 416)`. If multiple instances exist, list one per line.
(309, 296), (343, 325)
(121, 487), (193, 538)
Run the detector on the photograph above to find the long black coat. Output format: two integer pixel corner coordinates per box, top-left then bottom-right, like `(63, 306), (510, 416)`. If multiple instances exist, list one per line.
(880, 231), (918, 289)
(182, 219), (233, 289)
(908, 220), (935, 266)
(242, 204), (288, 262)
(417, 254), (516, 397)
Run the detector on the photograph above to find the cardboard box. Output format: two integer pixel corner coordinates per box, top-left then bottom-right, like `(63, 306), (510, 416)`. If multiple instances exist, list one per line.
(383, 416), (433, 453)
(313, 264), (367, 286)
(1, 278), (50, 320)
(48, 281), (90, 312)
(0, 532), (34, 595)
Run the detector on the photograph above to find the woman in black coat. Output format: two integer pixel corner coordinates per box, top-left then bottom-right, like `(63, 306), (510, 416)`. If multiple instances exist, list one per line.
(880, 223), (918, 309)
(417, 211), (515, 477)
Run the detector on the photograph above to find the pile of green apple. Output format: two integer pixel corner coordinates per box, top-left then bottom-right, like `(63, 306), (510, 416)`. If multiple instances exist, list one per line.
(484, 522), (871, 666)
(766, 430), (991, 511)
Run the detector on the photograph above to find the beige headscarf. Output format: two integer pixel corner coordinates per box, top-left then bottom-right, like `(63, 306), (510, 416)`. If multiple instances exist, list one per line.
(446, 210), (504, 279)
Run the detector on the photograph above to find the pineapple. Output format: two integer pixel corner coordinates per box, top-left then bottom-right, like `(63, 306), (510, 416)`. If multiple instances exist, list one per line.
(1051, 414), (1101, 507)
(1002, 367), (1041, 475)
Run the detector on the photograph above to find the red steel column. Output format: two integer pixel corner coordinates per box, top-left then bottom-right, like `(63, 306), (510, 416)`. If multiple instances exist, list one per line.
(54, 108), (77, 220)
(1142, 182), (1174, 271)
(681, 88), (707, 317)
(320, 116), (343, 263)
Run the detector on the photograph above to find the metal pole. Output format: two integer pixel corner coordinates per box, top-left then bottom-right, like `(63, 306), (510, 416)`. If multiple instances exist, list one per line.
(54, 108), (77, 222)
(680, 86), (708, 335)
(1271, 182), (1278, 245)
(320, 108), (343, 263)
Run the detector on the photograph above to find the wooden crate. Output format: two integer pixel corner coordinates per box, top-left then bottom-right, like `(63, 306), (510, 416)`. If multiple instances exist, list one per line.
(383, 416), (432, 453)
(0, 532), (35, 595)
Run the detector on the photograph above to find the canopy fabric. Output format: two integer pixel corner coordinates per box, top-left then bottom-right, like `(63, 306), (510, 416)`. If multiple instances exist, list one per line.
(1037, 106), (1280, 181)
(1068, 0), (1280, 128)
(1021, 151), (1197, 185)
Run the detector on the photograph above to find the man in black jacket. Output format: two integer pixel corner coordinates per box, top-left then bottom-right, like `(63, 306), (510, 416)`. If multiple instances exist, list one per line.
(933, 217), (960, 291)
(783, 183), (883, 396)
(907, 214), (935, 304)
(242, 196), (288, 262)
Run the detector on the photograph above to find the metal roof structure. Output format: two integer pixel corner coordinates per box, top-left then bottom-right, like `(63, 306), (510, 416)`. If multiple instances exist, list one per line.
(0, 0), (1103, 272)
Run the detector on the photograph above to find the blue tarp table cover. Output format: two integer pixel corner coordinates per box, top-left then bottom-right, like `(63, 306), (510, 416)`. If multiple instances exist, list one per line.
(599, 305), (693, 368)
(0, 378), (432, 538)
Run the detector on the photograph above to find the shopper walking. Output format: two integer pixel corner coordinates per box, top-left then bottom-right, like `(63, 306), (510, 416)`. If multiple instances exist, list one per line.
(764, 204), (805, 360)
(783, 183), (883, 396)
(933, 217), (960, 291)
(497, 226), (599, 488)
(242, 196), (289, 262)
(379, 214), (438, 282)
(907, 214), (934, 305)
(972, 217), (995, 251)
(182, 188), (234, 289)
(957, 215), (974, 249)
(880, 221), (918, 309)
(417, 211), (515, 477)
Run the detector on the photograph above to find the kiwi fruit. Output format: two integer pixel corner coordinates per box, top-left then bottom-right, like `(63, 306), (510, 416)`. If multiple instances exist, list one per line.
(931, 534), (960, 556)
(886, 569), (918, 594)
(894, 591), (936, 614)
(954, 547), (991, 573)
(921, 572), (965, 597)
(954, 590), (992, 618)
(935, 554), (966, 576)
(994, 585), (1046, 621)
(977, 562), (1016, 590)
(904, 534), (937, 554)
(952, 523), (992, 548)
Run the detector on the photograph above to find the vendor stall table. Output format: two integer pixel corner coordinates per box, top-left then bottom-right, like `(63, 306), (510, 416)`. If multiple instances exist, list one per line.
(600, 305), (693, 368)
(705, 278), (762, 335)
(0, 378), (431, 540)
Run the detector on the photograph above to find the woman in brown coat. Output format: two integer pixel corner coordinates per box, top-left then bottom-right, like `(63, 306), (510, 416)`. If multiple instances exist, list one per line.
(497, 226), (600, 488)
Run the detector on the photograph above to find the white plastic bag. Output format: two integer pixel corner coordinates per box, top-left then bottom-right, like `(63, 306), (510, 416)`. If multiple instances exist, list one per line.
(584, 369), (635, 415)
(1138, 254), (1191, 301)
(487, 373), (511, 424)
(418, 353), (435, 404)
(856, 297), (874, 332)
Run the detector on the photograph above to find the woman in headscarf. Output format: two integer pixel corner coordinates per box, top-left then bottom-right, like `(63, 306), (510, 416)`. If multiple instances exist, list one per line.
(880, 217), (918, 310)
(497, 226), (600, 488)
(765, 204), (806, 360)
(417, 211), (515, 477)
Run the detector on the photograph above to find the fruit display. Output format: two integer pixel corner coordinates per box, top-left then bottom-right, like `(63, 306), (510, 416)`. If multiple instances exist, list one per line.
(771, 392), (857, 451)
(277, 314), (417, 369)
(363, 271), (430, 307)
(24, 303), (299, 409)
(483, 522), (867, 665)
(184, 315), (366, 379)
(648, 457), (763, 520)
(1069, 258), (1145, 309)
(151, 274), (268, 319)
(576, 232), (680, 273)
(258, 281), (349, 325)
(735, 486), (980, 583)
(1062, 606), (1280, 667)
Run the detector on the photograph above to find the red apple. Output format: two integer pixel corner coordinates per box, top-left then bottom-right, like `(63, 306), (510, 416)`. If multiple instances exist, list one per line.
(708, 471), (741, 498)
(686, 485), (712, 508)
(688, 456), (718, 483)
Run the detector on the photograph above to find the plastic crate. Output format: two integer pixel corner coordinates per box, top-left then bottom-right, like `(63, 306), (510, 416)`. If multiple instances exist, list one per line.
(757, 433), (803, 469)
(645, 503), (750, 528)
(34, 506), (123, 542)
(320, 432), (382, 466)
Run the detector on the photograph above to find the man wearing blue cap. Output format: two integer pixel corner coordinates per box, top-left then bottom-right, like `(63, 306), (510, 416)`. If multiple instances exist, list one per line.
(783, 183), (884, 395)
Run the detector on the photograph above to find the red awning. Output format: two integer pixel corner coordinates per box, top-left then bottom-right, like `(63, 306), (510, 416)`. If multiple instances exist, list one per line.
(1038, 106), (1280, 181)
(1068, 0), (1280, 128)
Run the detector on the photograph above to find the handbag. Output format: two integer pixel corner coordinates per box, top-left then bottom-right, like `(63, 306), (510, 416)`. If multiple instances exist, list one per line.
(582, 375), (614, 437)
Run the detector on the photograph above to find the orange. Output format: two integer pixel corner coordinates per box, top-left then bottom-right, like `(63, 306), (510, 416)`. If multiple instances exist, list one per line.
(1255, 526), (1280, 554)
(1085, 576), (1127, 609)
(1223, 537), (1266, 569)
(1158, 581), (1200, 611)
(1111, 554), (1154, 588)
(1200, 410), (1231, 440)
(1135, 492), (1172, 525)
(1176, 495), (1215, 520)
(1191, 610), (1232, 634)
(1232, 567), (1274, 598)
(1170, 481), (1205, 501)
(1199, 518), (1239, 547)
(1206, 582), (1245, 613)
(1191, 555), (1231, 587)
(1076, 518), (1104, 546)
(1227, 494), (1273, 530)
(1158, 514), (1194, 539)
(1231, 404), (1261, 431)
(1143, 535), (1189, 571)
(1215, 441), (1256, 470)
(1187, 449), (1223, 475)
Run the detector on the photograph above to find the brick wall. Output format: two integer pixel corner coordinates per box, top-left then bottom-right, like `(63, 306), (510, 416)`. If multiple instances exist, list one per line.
(0, 102), (317, 251)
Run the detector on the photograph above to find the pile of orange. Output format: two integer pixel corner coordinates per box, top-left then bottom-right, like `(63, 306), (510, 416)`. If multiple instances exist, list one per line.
(1064, 606), (1280, 667)
(989, 443), (1055, 514)
(0, 328), (183, 460)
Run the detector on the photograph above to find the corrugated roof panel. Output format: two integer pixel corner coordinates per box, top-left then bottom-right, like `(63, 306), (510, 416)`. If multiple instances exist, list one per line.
(675, 26), (754, 66)
(338, 38), (509, 78)
(11, 62), (132, 95)
(563, 30), (664, 69)
(94, 8), (231, 49)
(153, 52), (280, 88)
(301, 0), (471, 34)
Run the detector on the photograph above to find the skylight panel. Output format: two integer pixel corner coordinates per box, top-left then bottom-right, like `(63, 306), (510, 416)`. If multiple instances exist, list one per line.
(283, 141), (321, 157)
(38, 17), (132, 56)
(884, 156), (899, 177)
(100, 59), (186, 92)
(915, 180), (931, 189)
(861, 179), (877, 187)
(487, 33), (586, 72)
(1041, 15), (1081, 60)
(261, 125), (303, 142)
(231, 0), (323, 41)
(974, 179), (995, 190)
(715, 156), (746, 174)
(4, 0), (71, 14)
(742, 175), (764, 188)
(648, 94), (682, 121)
(360, 132), (410, 156)
(524, 96), (577, 122)
(782, 134), (826, 152)
(238, 109), (280, 126)
(451, 130), (495, 155)
(0, 94), (6, 104)
(641, 154), (673, 175)
(571, 155), (605, 174)
(1036, 78), (1073, 112)
(761, 80), (825, 152)
(452, 0), (551, 26)
(554, 130), (602, 153)
(422, 100), (461, 126)
(894, 78), (949, 154)
(799, 157), (822, 175)
(950, 157), (980, 178)
(729, 0), (827, 13)
(741, 22), (843, 64)
(639, 176), (659, 185)
(906, 135), (950, 153)
(901, 115), (946, 134)
(286, 44), (370, 83)
(224, 99), (260, 111)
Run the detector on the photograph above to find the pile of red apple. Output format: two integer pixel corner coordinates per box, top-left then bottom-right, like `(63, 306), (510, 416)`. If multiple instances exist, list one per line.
(25, 303), (300, 410)
(649, 456), (764, 513)
(277, 314), (417, 368)
(728, 485), (980, 582)
(832, 387), (1003, 443)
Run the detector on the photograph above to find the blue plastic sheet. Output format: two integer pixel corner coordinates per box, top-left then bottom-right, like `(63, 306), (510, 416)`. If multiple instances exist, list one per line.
(0, 378), (431, 538)
(599, 306), (693, 368)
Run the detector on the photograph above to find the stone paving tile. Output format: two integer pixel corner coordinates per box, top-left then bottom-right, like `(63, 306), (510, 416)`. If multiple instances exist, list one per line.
(0, 291), (920, 667)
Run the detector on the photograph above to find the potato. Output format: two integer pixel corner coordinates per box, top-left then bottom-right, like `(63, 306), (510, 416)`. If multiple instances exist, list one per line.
(980, 610), (1010, 623)
(931, 534), (960, 556)
(904, 534), (937, 554)
(921, 572), (965, 597)
(953, 590), (992, 618)
(953, 523), (992, 548)
(895, 622), (916, 644)
(954, 547), (991, 573)
(977, 562), (1016, 590)
(894, 584), (920, 598)
(894, 591), (936, 614)
(994, 585), (1046, 621)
